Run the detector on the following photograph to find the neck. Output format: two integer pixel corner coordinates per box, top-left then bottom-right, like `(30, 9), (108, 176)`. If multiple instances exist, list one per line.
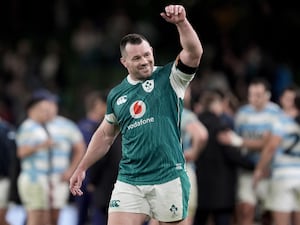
(284, 108), (299, 118)
(87, 111), (103, 122)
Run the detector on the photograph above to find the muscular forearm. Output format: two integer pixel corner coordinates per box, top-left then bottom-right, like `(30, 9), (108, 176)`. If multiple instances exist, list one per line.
(161, 5), (203, 67)
(242, 138), (266, 151)
(76, 125), (117, 172)
(255, 136), (281, 172)
(17, 141), (50, 158)
(255, 148), (274, 174)
(17, 146), (37, 158)
(177, 19), (203, 67)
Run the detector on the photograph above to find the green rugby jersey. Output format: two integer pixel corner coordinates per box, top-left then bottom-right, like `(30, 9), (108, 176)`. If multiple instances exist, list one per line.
(105, 61), (195, 185)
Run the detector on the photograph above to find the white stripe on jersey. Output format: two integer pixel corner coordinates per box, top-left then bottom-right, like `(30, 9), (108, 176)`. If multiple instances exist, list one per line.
(170, 63), (195, 99)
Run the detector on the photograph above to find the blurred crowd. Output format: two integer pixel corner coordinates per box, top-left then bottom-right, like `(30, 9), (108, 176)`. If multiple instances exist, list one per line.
(0, 0), (299, 125)
(2, 77), (300, 225)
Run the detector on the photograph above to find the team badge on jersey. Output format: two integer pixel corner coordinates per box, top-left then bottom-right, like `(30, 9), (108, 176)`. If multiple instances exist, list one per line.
(142, 79), (154, 93)
(130, 100), (146, 119)
(117, 95), (127, 105)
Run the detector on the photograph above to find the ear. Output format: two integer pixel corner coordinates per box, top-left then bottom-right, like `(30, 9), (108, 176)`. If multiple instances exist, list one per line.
(120, 57), (126, 67)
(265, 91), (271, 99)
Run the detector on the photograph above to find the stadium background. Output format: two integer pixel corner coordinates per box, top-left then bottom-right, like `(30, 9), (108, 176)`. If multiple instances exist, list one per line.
(0, 0), (299, 124)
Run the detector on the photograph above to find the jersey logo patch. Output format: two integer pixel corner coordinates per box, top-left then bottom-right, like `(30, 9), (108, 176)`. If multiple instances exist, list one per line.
(169, 204), (178, 217)
(142, 79), (154, 93)
(117, 95), (127, 105)
(130, 100), (146, 119)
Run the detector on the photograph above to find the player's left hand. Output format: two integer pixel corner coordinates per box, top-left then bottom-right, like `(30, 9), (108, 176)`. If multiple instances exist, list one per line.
(160, 5), (186, 25)
(252, 168), (269, 189)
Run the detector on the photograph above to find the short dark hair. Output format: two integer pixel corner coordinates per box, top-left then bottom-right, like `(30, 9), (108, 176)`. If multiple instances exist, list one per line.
(249, 77), (271, 92)
(198, 90), (223, 110)
(26, 89), (58, 110)
(120, 33), (149, 56)
(84, 90), (107, 112)
(280, 83), (299, 96)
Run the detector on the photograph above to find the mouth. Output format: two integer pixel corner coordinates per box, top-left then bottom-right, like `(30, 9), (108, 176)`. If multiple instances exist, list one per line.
(139, 65), (151, 73)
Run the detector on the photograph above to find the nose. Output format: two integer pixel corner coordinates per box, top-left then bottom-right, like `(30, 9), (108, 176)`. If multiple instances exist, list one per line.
(140, 57), (148, 65)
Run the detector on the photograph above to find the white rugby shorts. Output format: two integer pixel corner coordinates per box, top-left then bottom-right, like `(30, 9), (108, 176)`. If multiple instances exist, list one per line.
(109, 175), (190, 222)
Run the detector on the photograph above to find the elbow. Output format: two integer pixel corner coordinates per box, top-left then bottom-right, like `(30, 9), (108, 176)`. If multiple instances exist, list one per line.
(17, 146), (34, 159)
(199, 127), (208, 144)
(192, 48), (203, 67)
(194, 44), (203, 63)
(17, 150), (25, 159)
(201, 130), (209, 142)
(198, 44), (204, 58)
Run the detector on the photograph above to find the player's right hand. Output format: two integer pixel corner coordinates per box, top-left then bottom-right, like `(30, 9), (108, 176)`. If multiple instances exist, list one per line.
(69, 169), (86, 196)
(160, 5), (186, 25)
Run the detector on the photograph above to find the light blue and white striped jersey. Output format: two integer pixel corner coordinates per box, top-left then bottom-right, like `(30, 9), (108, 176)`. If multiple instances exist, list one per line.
(271, 112), (300, 180)
(181, 108), (198, 152)
(16, 119), (50, 181)
(181, 108), (198, 169)
(235, 102), (282, 164)
(16, 116), (84, 181)
(46, 116), (84, 174)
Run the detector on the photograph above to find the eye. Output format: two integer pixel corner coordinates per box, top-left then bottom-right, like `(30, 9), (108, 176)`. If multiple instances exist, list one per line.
(132, 56), (141, 61)
(144, 52), (151, 57)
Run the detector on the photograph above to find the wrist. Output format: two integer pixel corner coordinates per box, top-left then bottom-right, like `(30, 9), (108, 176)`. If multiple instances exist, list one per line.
(254, 168), (264, 178)
(230, 131), (244, 147)
(176, 18), (188, 26)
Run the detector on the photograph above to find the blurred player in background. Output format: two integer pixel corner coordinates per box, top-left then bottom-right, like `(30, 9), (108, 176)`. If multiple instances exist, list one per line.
(253, 85), (300, 225)
(0, 117), (16, 225)
(17, 89), (85, 225)
(219, 78), (281, 225)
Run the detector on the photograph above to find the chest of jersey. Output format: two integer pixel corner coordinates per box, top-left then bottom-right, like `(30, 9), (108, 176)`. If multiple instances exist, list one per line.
(113, 73), (179, 133)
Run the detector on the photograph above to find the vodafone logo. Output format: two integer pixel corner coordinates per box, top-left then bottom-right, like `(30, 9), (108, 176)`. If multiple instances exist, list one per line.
(130, 100), (146, 119)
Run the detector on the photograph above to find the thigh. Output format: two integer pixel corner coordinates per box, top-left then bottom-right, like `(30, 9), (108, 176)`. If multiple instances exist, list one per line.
(237, 172), (269, 207)
(18, 174), (49, 210)
(267, 179), (300, 212)
(292, 211), (300, 225)
(0, 208), (8, 223)
(159, 219), (187, 225)
(272, 211), (291, 225)
(108, 181), (151, 216)
(237, 172), (256, 205)
(147, 218), (187, 225)
(149, 175), (190, 222)
(0, 178), (10, 208)
(27, 209), (50, 225)
(51, 175), (69, 209)
(186, 164), (197, 218)
(108, 212), (148, 225)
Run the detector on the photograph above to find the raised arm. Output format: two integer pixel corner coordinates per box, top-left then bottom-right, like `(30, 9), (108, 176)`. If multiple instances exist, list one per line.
(160, 5), (203, 67)
(69, 119), (119, 196)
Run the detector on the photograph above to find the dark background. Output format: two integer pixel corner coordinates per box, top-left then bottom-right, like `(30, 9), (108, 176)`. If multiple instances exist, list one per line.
(0, 0), (299, 123)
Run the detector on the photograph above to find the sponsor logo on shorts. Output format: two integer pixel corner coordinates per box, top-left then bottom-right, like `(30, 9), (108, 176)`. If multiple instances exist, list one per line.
(169, 204), (178, 217)
(109, 200), (120, 208)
